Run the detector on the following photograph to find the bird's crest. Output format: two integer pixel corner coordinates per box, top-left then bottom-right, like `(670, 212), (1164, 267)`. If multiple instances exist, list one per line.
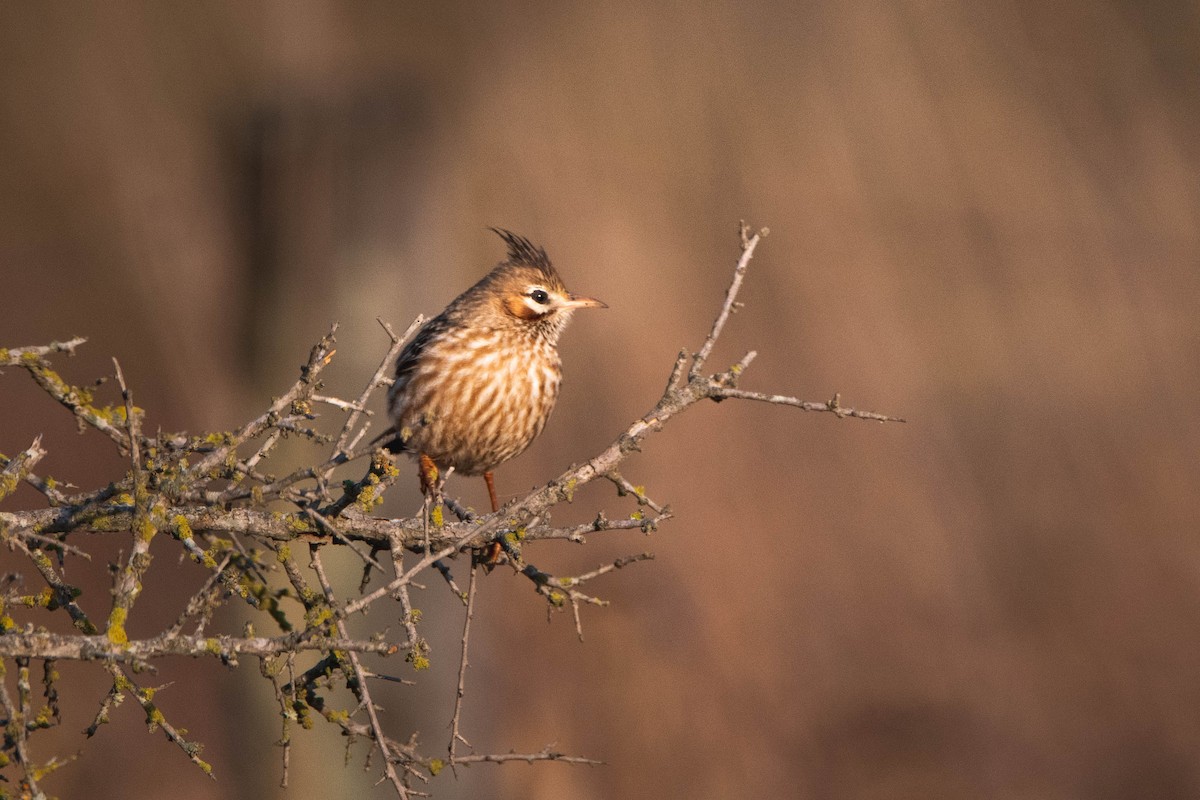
(489, 228), (552, 271)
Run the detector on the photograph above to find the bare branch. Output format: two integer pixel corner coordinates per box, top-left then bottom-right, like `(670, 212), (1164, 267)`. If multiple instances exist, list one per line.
(0, 437), (47, 503)
(451, 747), (602, 767)
(0, 631), (401, 662)
(448, 563), (478, 771)
(310, 548), (412, 797)
(331, 315), (425, 456)
(186, 324), (339, 479)
(0, 337), (87, 366)
(0, 222), (902, 796)
(689, 221), (767, 380)
(710, 388), (906, 422)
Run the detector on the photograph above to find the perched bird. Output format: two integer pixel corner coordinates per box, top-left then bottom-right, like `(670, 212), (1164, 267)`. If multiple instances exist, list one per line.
(384, 228), (606, 514)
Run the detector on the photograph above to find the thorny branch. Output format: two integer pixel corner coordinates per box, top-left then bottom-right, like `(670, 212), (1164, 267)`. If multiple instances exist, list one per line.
(0, 222), (902, 796)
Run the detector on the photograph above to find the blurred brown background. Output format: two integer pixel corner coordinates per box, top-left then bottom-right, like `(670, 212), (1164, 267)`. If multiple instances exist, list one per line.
(2, 2), (1199, 799)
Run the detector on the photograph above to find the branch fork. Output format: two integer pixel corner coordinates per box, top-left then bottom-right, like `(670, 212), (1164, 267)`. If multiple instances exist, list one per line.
(0, 222), (901, 796)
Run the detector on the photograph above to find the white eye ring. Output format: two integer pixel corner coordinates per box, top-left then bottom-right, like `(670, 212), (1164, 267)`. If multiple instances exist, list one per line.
(528, 288), (550, 305)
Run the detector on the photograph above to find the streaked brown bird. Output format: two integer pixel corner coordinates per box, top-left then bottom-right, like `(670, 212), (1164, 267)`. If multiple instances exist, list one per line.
(384, 228), (606, 514)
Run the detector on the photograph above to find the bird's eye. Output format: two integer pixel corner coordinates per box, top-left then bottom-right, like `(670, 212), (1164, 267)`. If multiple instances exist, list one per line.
(529, 289), (550, 305)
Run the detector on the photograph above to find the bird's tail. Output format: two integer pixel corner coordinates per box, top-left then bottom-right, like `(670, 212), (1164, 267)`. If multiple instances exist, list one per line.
(369, 427), (406, 454)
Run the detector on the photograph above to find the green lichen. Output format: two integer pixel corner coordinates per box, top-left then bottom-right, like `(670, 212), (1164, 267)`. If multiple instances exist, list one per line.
(146, 706), (166, 730)
(305, 606), (333, 628)
(374, 451), (400, 478)
(32, 704), (55, 728)
(407, 640), (431, 671)
(0, 471), (18, 500)
(136, 516), (157, 543)
(356, 482), (382, 512)
(547, 591), (566, 607)
(429, 758), (445, 776)
(285, 515), (314, 534)
(429, 504), (444, 527)
(297, 706), (315, 730)
(28, 549), (53, 571)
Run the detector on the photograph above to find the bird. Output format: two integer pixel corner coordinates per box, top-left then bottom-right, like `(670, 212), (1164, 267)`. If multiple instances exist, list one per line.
(383, 228), (606, 516)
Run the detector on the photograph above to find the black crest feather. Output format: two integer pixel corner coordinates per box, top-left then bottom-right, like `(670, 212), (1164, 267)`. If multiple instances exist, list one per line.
(489, 227), (551, 270)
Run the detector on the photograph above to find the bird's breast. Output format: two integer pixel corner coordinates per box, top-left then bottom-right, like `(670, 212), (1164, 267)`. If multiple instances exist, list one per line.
(388, 327), (563, 475)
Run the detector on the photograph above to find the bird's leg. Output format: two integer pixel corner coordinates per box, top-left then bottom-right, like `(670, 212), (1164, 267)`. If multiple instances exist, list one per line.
(482, 470), (503, 566)
(419, 453), (440, 555)
(483, 471), (499, 513)
(419, 453), (439, 495)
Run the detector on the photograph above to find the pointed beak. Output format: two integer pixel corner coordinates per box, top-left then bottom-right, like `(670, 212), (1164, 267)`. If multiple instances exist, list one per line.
(562, 294), (607, 310)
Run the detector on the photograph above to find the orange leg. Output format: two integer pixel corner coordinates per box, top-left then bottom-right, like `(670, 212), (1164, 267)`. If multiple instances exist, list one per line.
(483, 470), (499, 513)
(482, 470), (503, 565)
(418, 453), (439, 494)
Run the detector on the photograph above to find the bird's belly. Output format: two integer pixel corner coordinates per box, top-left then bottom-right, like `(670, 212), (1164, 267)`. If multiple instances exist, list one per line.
(395, 347), (561, 476)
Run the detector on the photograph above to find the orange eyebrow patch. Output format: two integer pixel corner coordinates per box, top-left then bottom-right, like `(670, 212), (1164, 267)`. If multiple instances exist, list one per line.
(503, 294), (544, 320)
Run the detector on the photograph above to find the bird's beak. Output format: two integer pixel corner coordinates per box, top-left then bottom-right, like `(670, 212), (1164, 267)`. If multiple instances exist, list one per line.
(562, 294), (607, 309)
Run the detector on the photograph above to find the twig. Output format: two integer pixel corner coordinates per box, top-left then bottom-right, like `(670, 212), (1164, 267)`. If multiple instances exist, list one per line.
(0, 437), (47, 503)
(0, 337), (87, 366)
(107, 359), (157, 649)
(186, 324), (338, 480)
(331, 315), (424, 456)
(448, 563), (478, 772)
(0, 631), (402, 662)
(0, 222), (904, 796)
(309, 548), (411, 798)
(0, 658), (40, 796)
(105, 662), (214, 778)
(689, 221), (766, 380)
(451, 747), (602, 767)
(709, 388), (906, 422)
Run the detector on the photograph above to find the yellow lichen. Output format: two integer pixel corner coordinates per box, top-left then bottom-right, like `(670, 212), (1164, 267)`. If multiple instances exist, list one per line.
(173, 515), (193, 540)
(106, 607), (129, 646)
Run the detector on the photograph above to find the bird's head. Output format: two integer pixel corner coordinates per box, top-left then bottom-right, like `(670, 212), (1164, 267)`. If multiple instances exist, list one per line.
(483, 229), (606, 339)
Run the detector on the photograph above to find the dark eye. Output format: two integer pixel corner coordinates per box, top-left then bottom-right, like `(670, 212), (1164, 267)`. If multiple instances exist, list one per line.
(529, 289), (550, 304)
